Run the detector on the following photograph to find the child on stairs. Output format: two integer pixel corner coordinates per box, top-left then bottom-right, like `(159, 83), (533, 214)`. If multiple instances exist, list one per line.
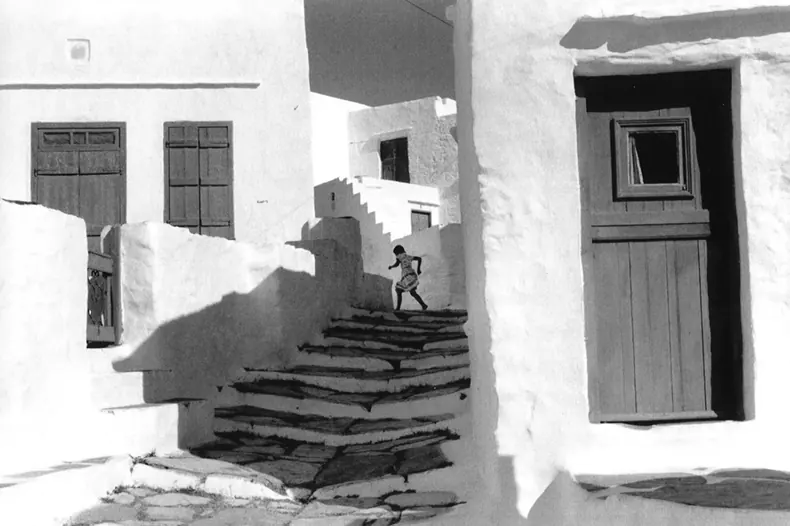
(388, 244), (428, 311)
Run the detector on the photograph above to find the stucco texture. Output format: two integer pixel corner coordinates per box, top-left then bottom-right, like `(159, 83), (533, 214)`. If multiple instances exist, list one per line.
(0, 0), (313, 247)
(348, 97), (460, 224)
(111, 220), (362, 401)
(0, 202), (209, 476)
(455, 0), (790, 524)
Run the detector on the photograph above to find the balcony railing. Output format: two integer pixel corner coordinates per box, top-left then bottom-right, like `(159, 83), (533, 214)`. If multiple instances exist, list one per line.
(87, 251), (117, 345)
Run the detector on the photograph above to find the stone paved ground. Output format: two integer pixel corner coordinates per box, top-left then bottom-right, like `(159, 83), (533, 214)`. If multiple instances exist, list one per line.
(66, 485), (463, 525)
(578, 468), (790, 510)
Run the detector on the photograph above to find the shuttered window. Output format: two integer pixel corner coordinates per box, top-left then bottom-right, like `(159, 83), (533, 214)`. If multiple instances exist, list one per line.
(164, 122), (234, 239)
(31, 123), (126, 252)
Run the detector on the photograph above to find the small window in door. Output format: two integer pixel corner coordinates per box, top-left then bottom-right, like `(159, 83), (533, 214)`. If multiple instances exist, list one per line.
(164, 122), (234, 239)
(411, 210), (431, 233)
(613, 118), (693, 200)
(381, 137), (410, 183)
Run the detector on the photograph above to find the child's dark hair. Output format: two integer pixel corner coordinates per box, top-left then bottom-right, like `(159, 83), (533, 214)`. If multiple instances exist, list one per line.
(393, 245), (405, 255)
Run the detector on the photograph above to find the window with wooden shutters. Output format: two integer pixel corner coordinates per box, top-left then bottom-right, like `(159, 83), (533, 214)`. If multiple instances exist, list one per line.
(164, 122), (234, 239)
(31, 123), (126, 252)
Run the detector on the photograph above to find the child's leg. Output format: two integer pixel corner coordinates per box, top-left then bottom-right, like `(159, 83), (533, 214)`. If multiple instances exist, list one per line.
(409, 289), (428, 310)
(395, 289), (403, 310)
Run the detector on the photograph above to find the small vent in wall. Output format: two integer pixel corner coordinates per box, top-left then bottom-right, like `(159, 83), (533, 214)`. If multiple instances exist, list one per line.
(67, 39), (91, 64)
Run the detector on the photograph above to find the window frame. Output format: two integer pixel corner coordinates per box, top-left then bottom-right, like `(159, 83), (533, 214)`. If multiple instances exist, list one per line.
(380, 136), (410, 183)
(612, 117), (694, 200)
(410, 209), (432, 233)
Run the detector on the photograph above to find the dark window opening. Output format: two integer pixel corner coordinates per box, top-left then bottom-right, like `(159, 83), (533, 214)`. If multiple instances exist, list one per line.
(381, 137), (409, 183)
(630, 132), (681, 185)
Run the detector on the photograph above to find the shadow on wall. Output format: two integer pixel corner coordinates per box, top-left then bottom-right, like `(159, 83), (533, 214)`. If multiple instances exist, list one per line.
(561, 6), (790, 52)
(112, 219), (391, 407)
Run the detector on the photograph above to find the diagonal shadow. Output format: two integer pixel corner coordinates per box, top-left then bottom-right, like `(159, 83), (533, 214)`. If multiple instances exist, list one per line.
(561, 6), (790, 52)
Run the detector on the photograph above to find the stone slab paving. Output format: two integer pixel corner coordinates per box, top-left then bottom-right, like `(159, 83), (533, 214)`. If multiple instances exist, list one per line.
(186, 428), (459, 492)
(577, 469), (790, 510)
(65, 486), (463, 525)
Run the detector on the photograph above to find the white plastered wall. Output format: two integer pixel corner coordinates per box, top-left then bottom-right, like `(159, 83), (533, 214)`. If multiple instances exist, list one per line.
(348, 97), (459, 206)
(0, 0), (313, 247)
(310, 93), (370, 185)
(456, 0), (790, 522)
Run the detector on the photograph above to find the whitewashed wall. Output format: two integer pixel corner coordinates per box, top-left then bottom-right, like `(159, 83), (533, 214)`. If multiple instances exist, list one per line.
(455, 0), (790, 523)
(0, 201), (213, 477)
(310, 93), (369, 185)
(109, 220), (362, 400)
(0, 0), (313, 247)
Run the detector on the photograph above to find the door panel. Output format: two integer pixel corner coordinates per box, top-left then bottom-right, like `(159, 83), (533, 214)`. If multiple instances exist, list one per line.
(577, 75), (734, 423)
(592, 242), (636, 416)
(36, 175), (80, 216)
(671, 239), (709, 411)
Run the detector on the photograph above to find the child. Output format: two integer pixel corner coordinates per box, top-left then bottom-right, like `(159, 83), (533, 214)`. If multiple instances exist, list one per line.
(388, 244), (428, 311)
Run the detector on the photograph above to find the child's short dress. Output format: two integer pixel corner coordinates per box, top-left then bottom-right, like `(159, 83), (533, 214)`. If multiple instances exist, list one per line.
(395, 253), (419, 292)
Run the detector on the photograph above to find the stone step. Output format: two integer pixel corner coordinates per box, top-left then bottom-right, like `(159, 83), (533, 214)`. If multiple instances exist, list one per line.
(292, 343), (469, 371)
(319, 328), (467, 349)
(189, 428), (461, 499)
(329, 318), (466, 335)
(232, 364), (469, 394)
(214, 406), (462, 446)
(217, 375), (469, 420)
(346, 308), (467, 325)
(343, 313), (467, 331)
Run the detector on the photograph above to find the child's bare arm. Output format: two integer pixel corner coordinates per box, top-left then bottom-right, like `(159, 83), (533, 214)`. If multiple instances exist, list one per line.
(388, 259), (399, 270)
(413, 256), (423, 274)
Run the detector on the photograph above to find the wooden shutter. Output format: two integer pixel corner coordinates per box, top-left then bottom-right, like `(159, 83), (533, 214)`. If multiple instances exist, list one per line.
(165, 122), (233, 239)
(166, 125), (200, 233)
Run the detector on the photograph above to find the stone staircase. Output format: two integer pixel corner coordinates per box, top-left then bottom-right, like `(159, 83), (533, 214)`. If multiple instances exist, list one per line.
(132, 307), (470, 521)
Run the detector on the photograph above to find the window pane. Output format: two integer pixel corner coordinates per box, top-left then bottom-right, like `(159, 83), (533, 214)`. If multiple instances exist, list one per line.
(629, 132), (680, 185)
(73, 132), (87, 145)
(42, 132), (71, 146)
(89, 131), (117, 145)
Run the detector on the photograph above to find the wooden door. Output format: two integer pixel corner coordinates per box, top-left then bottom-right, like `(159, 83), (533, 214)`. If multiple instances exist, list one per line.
(577, 72), (741, 423)
(32, 124), (126, 252)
